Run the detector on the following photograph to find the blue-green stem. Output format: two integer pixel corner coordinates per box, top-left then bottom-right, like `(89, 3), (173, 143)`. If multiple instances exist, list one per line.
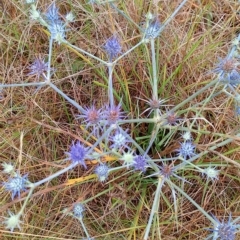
(79, 217), (90, 239)
(18, 187), (34, 216)
(158, 0), (189, 36)
(63, 40), (107, 65)
(33, 162), (78, 187)
(48, 82), (86, 113)
(112, 40), (144, 64)
(0, 82), (46, 88)
(46, 37), (54, 84)
(107, 63), (114, 107)
(168, 179), (215, 223)
(171, 78), (219, 112)
(143, 177), (165, 240)
(110, 3), (142, 31)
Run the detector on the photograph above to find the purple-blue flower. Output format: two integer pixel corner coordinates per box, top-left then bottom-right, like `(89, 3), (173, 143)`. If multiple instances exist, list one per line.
(145, 18), (161, 39)
(73, 203), (85, 218)
(3, 173), (29, 199)
(103, 103), (125, 125)
(45, 3), (60, 23)
(208, 214), (240, 240)
(103, 36), (122, 61)
(66, 141), (88, 168)
(94, 164), (109, 182)
(109, 129), (130, 150)
(214, 57), (240, 87)
(133, 155), (147, 172)
(77, 105), (102, 127)
(28, 57), (48, 79)
(177, 141), (196, 159)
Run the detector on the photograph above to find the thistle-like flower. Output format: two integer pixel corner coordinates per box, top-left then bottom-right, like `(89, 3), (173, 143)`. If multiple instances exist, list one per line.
(140, 97), (168, 117)
(109, 129), (130, 150)
(201, 166), (219, 182)
(73, 203), (85, 219)
(103, 36), (122, 61)
(103, 103), (125, 125)
(177, 141), (196, 159)
(28, 57), (48, 79)
(133, 155), (147, 172)
(45, 3), (60, 23)
(77, 105), (102, 127)
(66, 141), (89, 168)
(3, 211), (22, 232)
(95, 164), (109, 182)
(120, 151), (135, 168)
(144, 17), (161, 39)
(3, 173), (29, 199)
(1, 162), (14, 174)
(213, 57), (240, 87)
(208, 214), (240, 240)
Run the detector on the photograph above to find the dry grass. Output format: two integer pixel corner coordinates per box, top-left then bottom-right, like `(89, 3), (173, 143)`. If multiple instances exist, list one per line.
(1, 0), (240, 239)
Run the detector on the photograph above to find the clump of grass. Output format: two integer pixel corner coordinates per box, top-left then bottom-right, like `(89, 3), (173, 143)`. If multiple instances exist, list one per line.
(1, 0), (240, 239)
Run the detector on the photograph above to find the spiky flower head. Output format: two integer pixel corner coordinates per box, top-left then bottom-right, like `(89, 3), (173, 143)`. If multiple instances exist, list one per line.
(104, 36), (122, 61)
(201, 166), (219, 182)
(95, 164), (109, 182)
(3, 211), (22, 232)
(182, 131), (192, 141)
(166, 111), (179, 125)
(109, 129), (130, 150)
(73, 203), (85, 219)
(209, 214), (240, 240)
(214, 57), (240, 87)
(144, 17), (161, 39)
(45, 3), (60, 23)
(28, 57), (48, 79)
(133, 155), (147, 172)
(77, 105), (102, 127)
(66, 141), (88, 168)
(1, 162), (14, 174)
(48, 21), (66, 44)
(177, 141), (196, 159)
(65, 12), (75, 22)
(3, 173), (29, 199)
(120, 151), (135, 168)
(103, 103), (125, 125)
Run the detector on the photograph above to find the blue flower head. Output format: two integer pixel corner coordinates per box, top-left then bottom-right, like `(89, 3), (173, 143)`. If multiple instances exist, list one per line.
(109, 129), (130, 150)
(66, 141), (88, 168)
(177, 141), (196, 159)
(103, 102), (125, 125)
(95, 164), (109, 182)
(77, 105), (102, 127)
(103, 36), (122, 61)
(133, 155), (147, 172)
(28, 57), (49, 79)
(208, 214), (240, 240)
(45, 3), (60, 23)
(214, 57), (240, 87)
(145, 17), (161, 39)
(73, 203), (85, 219)
(3, 173), (29, 199)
